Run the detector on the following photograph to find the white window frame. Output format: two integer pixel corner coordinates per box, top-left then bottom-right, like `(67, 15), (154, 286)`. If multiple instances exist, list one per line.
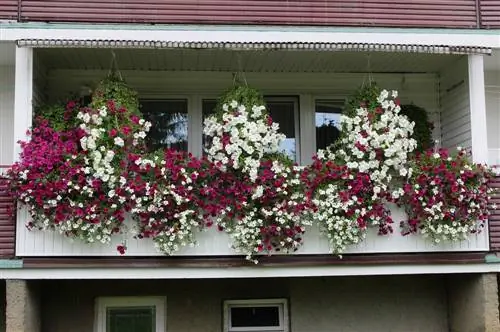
(223, 298), (289, 332)
(265, 96), (301, 163)
(94, 296), (167, 332)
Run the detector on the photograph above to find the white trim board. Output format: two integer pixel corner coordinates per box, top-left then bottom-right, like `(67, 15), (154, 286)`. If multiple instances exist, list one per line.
(0, 25), (499, 48)
(1, 263), (500, 279)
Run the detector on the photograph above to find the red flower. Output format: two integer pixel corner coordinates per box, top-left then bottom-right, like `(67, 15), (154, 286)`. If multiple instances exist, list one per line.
(116, 244), (126, 255)
(109, 129), (118, 137)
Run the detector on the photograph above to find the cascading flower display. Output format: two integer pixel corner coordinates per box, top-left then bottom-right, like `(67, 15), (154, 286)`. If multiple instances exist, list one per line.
(9, 99), (151, 245)
(399, 147), (493, 242)
(303, 158), (393, 254)
(7, 77), (494, 262)
(203, 100), (285, 181)
(331, 89), (417, 198)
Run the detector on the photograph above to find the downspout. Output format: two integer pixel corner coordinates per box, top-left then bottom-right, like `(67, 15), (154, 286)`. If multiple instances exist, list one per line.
(17, 0), (21, 22)
(475, 0), (482, 28)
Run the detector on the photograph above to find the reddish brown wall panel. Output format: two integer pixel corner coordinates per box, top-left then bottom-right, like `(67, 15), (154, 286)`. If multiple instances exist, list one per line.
(489, 175), (500, 251)
(0, 170), (15, 258)
(19, 0), (479, 28)
(479, 0), (500, 28)
(0, 0), (18, 20)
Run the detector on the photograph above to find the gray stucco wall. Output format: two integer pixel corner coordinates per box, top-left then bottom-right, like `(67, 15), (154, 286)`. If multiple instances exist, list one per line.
(39, 275), (448, 332)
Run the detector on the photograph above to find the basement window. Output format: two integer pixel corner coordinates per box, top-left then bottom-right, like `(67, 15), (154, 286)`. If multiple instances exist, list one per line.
(95, 296), (166, 332)
(223, 299), (289, 332)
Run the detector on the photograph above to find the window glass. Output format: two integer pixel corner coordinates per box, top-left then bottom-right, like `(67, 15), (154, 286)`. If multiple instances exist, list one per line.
(106, 306), (155, 332)
(266, 99), (297, 161)
(140, 99), (188, 151)
(202, 99), (218, 154)
(315, 99), (343, 151)
(230, 306), (280, 328)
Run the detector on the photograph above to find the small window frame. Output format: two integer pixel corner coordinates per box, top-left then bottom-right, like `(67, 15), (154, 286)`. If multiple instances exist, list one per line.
(223, 298), (289, 332)
(94, 296), (167, 332)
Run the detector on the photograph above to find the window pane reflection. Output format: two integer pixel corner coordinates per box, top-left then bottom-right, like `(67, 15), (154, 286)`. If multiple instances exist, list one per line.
(266, 100), (297, 161)
(106, 306), (155, 332)
(202, 99), (217, 155)
(315, 99), (342, 151)
(140, 99), (188, 151)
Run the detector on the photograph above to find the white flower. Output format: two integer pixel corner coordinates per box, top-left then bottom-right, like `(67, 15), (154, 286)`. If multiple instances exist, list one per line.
(114, 137), (125, 147)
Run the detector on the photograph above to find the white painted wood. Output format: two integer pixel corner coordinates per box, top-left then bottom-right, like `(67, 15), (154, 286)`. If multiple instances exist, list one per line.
(12, 46), (33, 162)
(439, 57), (472, 151)
(2, 24), (499, 48)
(0, 65), (15, 167)
(0, 262), (498, 280)
(15, 203), (489, 257)
(299, 94), (314, 165)
(468, 55), (489, 164)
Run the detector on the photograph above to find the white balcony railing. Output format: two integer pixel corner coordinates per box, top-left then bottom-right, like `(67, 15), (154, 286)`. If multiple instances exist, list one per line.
(15, 203), (489, 257)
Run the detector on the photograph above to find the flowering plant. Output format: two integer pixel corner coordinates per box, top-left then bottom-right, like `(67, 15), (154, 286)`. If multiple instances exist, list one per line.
(127, 149), (233, 254)
(8, 76), (495, 261)
(332, 89), (417, 197)
(399, 147), (493, 242)
(203, 99), (285, 181)
(303, 158), (392, 254)
(213, 159), (310, 262)
(307, 89), (415, 254)
(9, 99), (151, 245)
(204, 87), (311, 261)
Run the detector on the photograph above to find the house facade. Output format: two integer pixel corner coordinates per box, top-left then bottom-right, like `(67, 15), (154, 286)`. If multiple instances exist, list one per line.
(1, 1), (500, 332)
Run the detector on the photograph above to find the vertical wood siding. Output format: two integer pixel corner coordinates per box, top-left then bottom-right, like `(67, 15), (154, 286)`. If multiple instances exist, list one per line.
(479, 0), (500, 28)
(439, 57), (472, 151)
(18, 0), (479, 28)
(0, 170), (15, 258)
(489, 176), (500, 251)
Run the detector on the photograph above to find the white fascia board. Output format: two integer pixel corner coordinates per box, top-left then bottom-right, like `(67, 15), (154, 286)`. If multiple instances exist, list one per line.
(1, 263), (500, 279)
(1, 23), (500, 48)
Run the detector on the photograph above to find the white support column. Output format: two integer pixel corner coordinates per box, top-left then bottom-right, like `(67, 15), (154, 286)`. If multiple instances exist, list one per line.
(468, 54), (488, 164)
(299, 94), (314, 165)
(12, 46), (33, 162)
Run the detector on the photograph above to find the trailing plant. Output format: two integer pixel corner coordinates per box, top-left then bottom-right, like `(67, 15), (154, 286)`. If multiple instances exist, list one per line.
(8, 74), (494, 261)
(215, 85), (265, 118)
(91, 71), (140, 115)
(34, 100), (80, 132)
(343, 82), (381, 117)
(399, 147), (493, 242)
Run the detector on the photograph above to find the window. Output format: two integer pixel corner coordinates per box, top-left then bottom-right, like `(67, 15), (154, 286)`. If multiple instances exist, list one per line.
(266, 98), (299, 162)
(95, 297), (166, 332)
(141, 99), (188, 151)
(223, 299), (289, 332)
(315, 99), (343, 151)
(202, 98), (218, 154)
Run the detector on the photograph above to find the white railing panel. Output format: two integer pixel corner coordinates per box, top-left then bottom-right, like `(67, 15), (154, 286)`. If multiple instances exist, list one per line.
(15, 203), (489, 257)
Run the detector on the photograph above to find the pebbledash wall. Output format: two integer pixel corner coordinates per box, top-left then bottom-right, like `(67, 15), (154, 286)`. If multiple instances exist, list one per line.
(39, 276), (449, 332)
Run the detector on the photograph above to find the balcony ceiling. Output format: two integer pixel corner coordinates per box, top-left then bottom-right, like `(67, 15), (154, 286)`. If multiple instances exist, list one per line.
(36, 48), (462, 73)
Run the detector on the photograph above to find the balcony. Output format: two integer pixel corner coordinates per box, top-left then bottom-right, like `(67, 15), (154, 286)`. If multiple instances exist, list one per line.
(0, 43), (496, 258)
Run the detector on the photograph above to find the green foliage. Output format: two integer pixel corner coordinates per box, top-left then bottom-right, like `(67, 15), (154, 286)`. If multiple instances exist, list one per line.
(400, 104), (434, 153)
(91, 72), (140, 115)
(343, 82), (381, 117)
(215, 85), (265, 118)
(34, 101), (79, 132)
